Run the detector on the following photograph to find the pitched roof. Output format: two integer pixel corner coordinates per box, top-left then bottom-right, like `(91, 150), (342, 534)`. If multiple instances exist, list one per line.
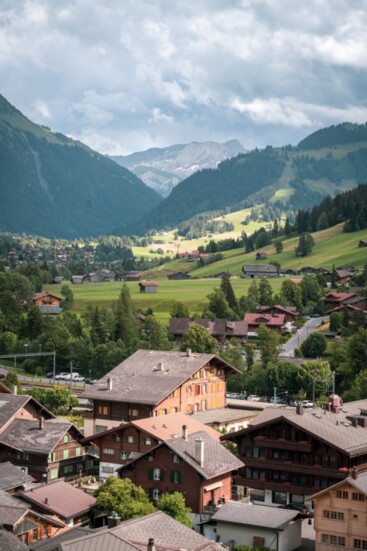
(223, 399), (367, 456)
(131, 412), (221, 441)
(243, 264), (278, 273)
(139, 281), (158, 286)
(320, 292), (356, 303)
(311, 469), (367, 501)
(0, 418), (73, 454)
(83, 349), (237, 406)
(0, 461), (35, 491)
(119, 430), (244, 480)
(244, 313), (285, 327)
(256, 305), (298, 316)
(168, 318), (248, 337)
(191, 407), (256, 425)
(212, 501), (299, 530)
(0, 529), (28, 551)
(110, 511), (224, 551)
(20, 480), (96, 520)
(0, 394), (54, 431)
(0, 489), (28, 526)
(29, 527), (98, 551)
(60, 532), (141, 551)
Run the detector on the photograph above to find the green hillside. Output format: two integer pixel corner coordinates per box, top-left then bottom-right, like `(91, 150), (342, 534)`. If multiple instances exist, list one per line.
(0, 95), (162, 238)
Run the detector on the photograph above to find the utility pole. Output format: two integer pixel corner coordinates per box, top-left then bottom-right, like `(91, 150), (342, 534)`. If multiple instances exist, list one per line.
(273, 386), (277, 403)
(332, 371), (336, 395)
(69, 361), (73, 391)
(53, 351), (56, 381)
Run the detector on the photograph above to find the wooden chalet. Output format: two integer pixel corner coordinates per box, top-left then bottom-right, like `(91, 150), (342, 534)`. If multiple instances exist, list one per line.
(82, 349), (239, 437)
(168, 318), (248, 345)
(256, 305), (299, 323)
(167, 272), (191, 280)
(320, 291), (357, 312)
(244, 312), (286, 333)
(242, 264), (278, 278)
(139, 281), (158, 293)
(222, 396), (367, 507)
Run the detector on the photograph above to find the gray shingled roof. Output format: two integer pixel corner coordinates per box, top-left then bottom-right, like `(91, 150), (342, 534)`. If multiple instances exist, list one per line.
(83, 349), (237, 406)
(20, 480), (96, 520)
(311, 470), (367, 500)
(111, 511), (225, 551)
(212, 502), (299, 530)
(0, 529), (28, 551)
(0, 461), (35, 490)
(243, 264), (278, 273)
(29, 527), (100, 551)
(169, 318), (248, 337)
(0, 394), (31, 429)
(226, 399), (367, 456)
(0, 489), (27, 526)
(0, 418), (71, 454)
(191, 408), (256, 425)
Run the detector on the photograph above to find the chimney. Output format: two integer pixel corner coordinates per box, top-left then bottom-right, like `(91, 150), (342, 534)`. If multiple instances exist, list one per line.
(351, 466), (358, 480)
(195, 438), (204, 467)
(13, 385), (17, 395)
(107, 377), (113, 390)
(39, 417), (44, 430)
(148, 538), (155, 551)
(182, 425), (188, 441)
(44, 497), (48, 505)
(186, 348), (191, 357)
(157, 362), (164, 371)
(107, 511), (121, 528)
(296, 402), (304, 416)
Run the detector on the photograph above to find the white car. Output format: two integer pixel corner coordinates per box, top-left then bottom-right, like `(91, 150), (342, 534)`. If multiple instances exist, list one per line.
(302, 400), (314, 408)
(63, 372), (80, 381)
(55, 372), (68, 380)
(247, 395), (262, 402)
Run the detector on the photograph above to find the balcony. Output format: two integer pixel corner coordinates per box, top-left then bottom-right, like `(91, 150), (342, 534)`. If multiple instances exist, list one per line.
(236, 477), (313, 496)
(243, 458), (347, 479)
(252, 436), (312, 452)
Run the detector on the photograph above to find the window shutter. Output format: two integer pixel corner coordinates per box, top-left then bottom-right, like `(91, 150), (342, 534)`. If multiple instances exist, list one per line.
(170, 471), (174, 483)
(148, 488), (154, 499)
(160, 469), (163, 480)
(149, 468), (154, 480)
(178, 471), (182, 483)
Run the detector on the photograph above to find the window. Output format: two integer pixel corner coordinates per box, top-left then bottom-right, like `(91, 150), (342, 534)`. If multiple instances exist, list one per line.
(144, 437), (153, 445)
(202, 384), (207, 393)
(75, 447), (81, 457)
(121, 451), (130, 460)
(111, 434), (120, 442)
(149, 488), (161, 500)
(352, 492), (365, 501)
(250, 489), (265, 502)
(102, 466), (115, 474)
(336, 490), (349, 499)
(211, 383), (216, 392)
(172, 390), (178, 398)
(63, 435), (69, 444)
(216, 368), (223, 376)
(322, 534), (345, 547)
(129, 408), (139, 417)
(354, 540), (367, 549)
(173, 454), (180, 463)
(50, 468), (58, 480)
(272, 491), (287, 505)
(103, 448), (115, 455)
(323, 511), (344, 520)
(149, 467), (162, 480)
(97, 405), (108, 416)
(218, 382), (223, 391)
(202, 400), (207, 411)
(127, 435), (136, 444)
(48, 452), (56, 462)
(170, 470), (182, 483)
(63, 450), (69, 460)
(63, 465), (74, 474)
(159, 409), (167, 416)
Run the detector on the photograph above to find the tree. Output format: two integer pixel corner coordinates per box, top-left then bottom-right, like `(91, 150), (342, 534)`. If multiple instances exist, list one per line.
(141, 316), (171, 351)
(343, 369), (367, 401)
(257, 325), (280, 367)
(258, 279), (273, 306)
(28, 387), (78, 414)
(95, 477), (155, 520)
(295, 232), (315, 257)
(113, 284), (140, 351)
(203, 289), (236, 320)
(280, 280), (303, 311)
(300, 332), (327, 358)
(60, 284), (74, 310)
(157, 492), (192, 527)
(298, 359), (333, 397)
(274, 239), (283, 254)
(2, 369), (20, 391)
(329, 312), (341, 333)
(180, 324), (218, 354)
(25, 306), (44, 340)
(170, 302), (189, 319)
(220, 275), (238, 312)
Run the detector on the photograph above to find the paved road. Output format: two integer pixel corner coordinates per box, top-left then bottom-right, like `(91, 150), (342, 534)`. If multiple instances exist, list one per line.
(281, 316), (329, 358)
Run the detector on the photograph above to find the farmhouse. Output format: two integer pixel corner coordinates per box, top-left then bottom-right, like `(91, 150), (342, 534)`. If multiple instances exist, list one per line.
(243, 264), (278, 278)
(222, 396), (367, 507)
(169, 318), (248, 345)
(244, 312), (286, 334)
(82, 349), (238, 436)
(167, 271), (191, 280)
(256, 305), (299, 323)
(32, 292), (62, 316)
(320, 291), (357, 311)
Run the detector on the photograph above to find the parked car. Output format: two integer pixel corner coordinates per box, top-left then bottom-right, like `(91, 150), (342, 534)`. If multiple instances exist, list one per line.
(63, 372), (80, 381)
(73, 376), (85, 383)
(55, 372), (68, 380)
(302, 400), (314, 408)
(280, 503), (313, 518)
(46, 372), (54, 378)
(247, 395), (262, 402)
(85, 377), (97, 384)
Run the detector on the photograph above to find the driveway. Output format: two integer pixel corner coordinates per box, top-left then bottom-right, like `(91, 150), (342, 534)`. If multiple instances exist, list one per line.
(281, 317), (328, 358)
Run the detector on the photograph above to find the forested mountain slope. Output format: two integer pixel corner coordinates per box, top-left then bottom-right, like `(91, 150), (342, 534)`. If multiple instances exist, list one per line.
(0, 95), (161, 238)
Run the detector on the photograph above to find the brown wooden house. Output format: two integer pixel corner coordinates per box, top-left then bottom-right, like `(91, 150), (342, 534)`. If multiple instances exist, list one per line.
(255, 305), (299, 323)
(168, 318), (248, 345)
(222, 396), (367, 508)
(83, 349), (238, 437)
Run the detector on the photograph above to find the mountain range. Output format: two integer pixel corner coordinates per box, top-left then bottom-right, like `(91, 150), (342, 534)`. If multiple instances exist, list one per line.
(0, 95), (161, 238)
(111, 139), (245, 196)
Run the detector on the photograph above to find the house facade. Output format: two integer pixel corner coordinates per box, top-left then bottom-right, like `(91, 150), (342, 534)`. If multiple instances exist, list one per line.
(244, 312), (286, 334)
(243, 264), (278, 278)
(83, 349), (237, 437)
(222, 397), (367, 508)
(311, 468), (367, 551)
(256, 305), (299, 323)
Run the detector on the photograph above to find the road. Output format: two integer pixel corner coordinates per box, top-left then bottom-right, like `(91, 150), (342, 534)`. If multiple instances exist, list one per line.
(0, 365), (88, 393)
(281, 316), (329, 358)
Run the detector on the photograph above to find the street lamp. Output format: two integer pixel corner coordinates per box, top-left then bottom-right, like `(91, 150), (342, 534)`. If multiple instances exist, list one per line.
(24, 343), (28, 355)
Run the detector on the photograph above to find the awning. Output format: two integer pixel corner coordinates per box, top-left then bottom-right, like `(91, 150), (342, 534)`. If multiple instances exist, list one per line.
(204, 481), (223, 492)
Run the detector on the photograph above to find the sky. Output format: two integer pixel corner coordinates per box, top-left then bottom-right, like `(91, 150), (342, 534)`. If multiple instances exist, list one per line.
(1, 0), (367, 155)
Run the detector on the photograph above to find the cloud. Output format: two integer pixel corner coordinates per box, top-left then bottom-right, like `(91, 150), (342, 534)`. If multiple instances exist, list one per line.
(0, 0), (366, 154)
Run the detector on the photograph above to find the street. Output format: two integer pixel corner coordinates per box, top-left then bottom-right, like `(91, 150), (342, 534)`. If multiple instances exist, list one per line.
(281, 317), (328, 358)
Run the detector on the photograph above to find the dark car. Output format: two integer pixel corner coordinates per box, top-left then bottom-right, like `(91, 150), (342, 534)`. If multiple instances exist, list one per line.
(280, 503), (313, 518)
(85, 377), (97, 384)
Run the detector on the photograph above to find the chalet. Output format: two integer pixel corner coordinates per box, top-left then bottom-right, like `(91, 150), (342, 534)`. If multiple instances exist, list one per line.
(311, 468), (367, 551)
(330, 297), (367, 316)
(33, 292), (63, 315)
(139, 281), (158, 293)
(211, 501), (302, 551)
(167, 272), (191, 280)
(0, 489), (65, 546)
(168, 318), (248, 345)
(256, 252), (267, 260)
(0, 462), (35, 494)
(256, 305), (299, 323)
(222, 396), (367, 507)
(359, 239), (367, 247)
(85, 413), (220, 479)
(82, 349), (239, 437)
(212, 272), (233, 279)
(299, 266), (319, 275)
(52, 276), (64, 284)
(320, 291), (357, 312)
(86, 270), (116, 283)
(0, 392), (93, 482)
(124, 272), (141, 281)
(324, 269), (354, 287)
(244, 312), (286, 334)
(29, 511), (225, 551)
(19, 480), (96, 528)
(118, 430), (244, 514)
(192, 408), (256, 434)
(243, 264), (278, 278)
